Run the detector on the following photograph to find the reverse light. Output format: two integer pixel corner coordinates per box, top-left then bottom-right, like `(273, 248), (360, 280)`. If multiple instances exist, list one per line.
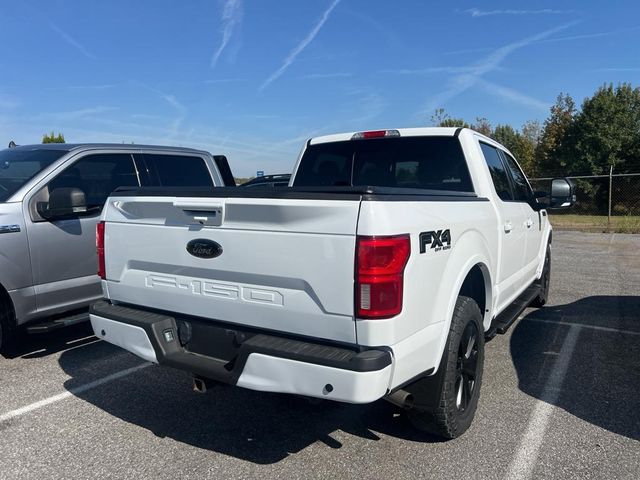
(356, 235), (410, 319)
(97, 221), (106, 280)
(351, 129), (401, 140)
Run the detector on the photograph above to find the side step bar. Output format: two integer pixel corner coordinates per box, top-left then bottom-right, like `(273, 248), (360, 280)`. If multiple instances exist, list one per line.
(487, 283), (540, 338)
(26, 312), (90, 334)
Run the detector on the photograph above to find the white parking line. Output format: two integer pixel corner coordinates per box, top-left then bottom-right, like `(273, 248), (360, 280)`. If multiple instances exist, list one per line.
(0, 363), (151, 424)
(523, 317), (640, 336)
(505, 325), (580, 480)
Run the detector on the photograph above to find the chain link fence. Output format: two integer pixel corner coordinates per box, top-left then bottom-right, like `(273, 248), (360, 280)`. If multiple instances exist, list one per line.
(529, 172), (640, 233)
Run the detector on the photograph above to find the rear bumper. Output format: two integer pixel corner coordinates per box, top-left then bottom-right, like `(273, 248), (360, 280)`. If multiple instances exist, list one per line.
(90, 301), (393, 403)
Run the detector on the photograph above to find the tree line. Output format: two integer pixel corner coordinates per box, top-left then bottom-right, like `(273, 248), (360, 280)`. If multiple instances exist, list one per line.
(431, 82), (640, 178)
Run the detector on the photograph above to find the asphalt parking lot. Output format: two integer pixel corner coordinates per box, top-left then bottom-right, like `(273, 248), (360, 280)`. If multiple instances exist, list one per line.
(1, 231), (638, 480)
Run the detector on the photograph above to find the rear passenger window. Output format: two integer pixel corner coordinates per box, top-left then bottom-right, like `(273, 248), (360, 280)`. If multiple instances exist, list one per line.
(500, 151), (532, 203)
(141, 154), (213, 187)
(48, 153), (139, 208)
(479, 143), (513, 201)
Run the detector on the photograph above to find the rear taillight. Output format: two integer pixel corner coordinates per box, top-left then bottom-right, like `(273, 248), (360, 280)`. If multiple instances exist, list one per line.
(96, 221), (105, 280)
(356, 235), (410, 319)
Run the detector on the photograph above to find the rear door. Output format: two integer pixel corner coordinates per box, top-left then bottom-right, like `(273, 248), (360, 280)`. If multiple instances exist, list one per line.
(500, 151), (542, 283)
(102, 195), (361, 344)
(478, 142), (528, 307)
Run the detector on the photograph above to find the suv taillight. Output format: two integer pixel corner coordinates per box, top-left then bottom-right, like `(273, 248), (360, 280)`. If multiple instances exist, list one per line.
(96, 221), (106, 280)
(356, 235), (410, 319)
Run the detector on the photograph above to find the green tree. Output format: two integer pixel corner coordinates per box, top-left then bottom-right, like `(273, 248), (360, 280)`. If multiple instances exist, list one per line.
(493, 124), (520, 153)
(571, 83), (640, 175)
(569, 83), (640, 214)
(430, 108), (469, 128)
(471, 117), (492, 137)
(42, 132), (65, 143)
(535, 93), (576, 176)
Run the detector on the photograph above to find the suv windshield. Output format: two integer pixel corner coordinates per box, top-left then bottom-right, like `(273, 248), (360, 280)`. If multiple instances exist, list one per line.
(294, 136), (474, 192)
(0, 149), (66, 202)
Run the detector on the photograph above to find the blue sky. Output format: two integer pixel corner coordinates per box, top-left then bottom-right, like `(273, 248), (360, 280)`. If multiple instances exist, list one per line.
(0, 1), (639, 176)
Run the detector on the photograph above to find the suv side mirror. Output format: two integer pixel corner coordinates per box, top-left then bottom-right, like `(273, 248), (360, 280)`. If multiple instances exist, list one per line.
(39, 187), (88, 220)
(548, 178), (575, 209)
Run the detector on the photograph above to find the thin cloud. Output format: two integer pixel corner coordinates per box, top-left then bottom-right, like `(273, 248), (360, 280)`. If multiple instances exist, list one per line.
(423, 21), (578, 113)
(260, 0), (341, 91)
(39, 106), (117, 121)
(443, 25), (640, 55)
(48, 21), (96, 60)
(478, 80), (550, 111)
(211, 0), (243, 68)
(47, 84), (118, 92)
(137, 83), (187, 137)
(462, 8), (574, 17)
(0, 94), (19, 109)
(383, 66), (484, 75)
(539, 25), (640, 44)
(592, 67), (640, 72)
(203, 78), (247, 84)
(300, 72), (353, 79)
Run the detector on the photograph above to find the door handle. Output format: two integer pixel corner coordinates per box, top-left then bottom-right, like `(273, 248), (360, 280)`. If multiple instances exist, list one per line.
(526, 218), (534, 229)
(504, 222), (512, 233)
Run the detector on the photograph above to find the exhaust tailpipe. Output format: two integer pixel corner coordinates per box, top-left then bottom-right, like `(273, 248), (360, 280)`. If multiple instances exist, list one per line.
(192, 376), (208, 393)
(385, 389), (414, 409)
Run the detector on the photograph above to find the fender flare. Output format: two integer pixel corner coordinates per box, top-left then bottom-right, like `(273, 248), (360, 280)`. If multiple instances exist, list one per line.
(429, 229), (493, 375)
(0, 282), (17, 326)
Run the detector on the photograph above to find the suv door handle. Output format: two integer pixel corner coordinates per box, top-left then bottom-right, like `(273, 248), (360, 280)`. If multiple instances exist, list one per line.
(526, 218), (534, 229)
(504, 222), (513, 233)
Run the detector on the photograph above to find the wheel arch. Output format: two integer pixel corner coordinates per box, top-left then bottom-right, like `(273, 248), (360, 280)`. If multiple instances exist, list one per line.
(0, 282), (16, 324)
(428, 228), (494, 375)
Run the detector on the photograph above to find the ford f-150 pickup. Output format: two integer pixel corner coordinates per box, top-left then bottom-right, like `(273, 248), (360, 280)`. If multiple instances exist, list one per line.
(90, 127), (574, 438)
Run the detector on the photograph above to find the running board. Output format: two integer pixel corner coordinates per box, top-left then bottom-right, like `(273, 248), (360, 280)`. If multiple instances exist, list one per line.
(487, 283), (540, 338)
(26, 312), (90, 334)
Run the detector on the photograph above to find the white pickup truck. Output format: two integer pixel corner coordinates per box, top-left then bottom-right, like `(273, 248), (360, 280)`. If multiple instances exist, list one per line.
(90, 127), (574, 438)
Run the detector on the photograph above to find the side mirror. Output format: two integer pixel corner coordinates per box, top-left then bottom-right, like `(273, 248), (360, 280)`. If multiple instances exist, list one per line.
(39, 187), (88, 220)
(548, 178), (575, 209)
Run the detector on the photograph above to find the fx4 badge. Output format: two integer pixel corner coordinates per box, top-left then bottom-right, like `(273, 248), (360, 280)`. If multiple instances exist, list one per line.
(420, 229), (452, 253)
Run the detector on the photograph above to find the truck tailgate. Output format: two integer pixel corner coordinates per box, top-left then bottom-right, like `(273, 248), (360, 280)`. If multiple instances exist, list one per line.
(102, 195), (360, 343)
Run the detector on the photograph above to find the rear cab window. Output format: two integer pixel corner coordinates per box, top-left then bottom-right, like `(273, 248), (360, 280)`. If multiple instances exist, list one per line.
(294, 136), (474, 192)
(137, 153), (214, 187)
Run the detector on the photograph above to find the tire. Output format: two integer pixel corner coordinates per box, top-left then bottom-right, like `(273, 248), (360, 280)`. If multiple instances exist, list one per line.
(0, 299), (20, 358)
(407, 296), (485, 439)
(531, 244), (551, 308)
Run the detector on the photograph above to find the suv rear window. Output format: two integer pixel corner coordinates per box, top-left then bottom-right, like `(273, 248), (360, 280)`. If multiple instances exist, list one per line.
(293, 136), (473, 192)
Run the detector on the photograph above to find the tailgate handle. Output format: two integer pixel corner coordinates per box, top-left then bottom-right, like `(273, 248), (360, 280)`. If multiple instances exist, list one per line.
(173, 200), (223, 226)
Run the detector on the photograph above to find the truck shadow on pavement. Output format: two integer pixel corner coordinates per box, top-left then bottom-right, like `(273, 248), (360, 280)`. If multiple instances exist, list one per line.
(511, 295), (640, 442)
(57, 346), (443, 464)
(4, 322), (96, 360)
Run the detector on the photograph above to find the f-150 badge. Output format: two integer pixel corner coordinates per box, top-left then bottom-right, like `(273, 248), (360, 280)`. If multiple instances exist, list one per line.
(420, 229), (451, 253)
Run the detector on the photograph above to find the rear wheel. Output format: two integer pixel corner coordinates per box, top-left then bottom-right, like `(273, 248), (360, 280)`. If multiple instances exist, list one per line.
(407, 296), (484, 439)
(0, 298), (20, 357)
(531, 244), (551, 308)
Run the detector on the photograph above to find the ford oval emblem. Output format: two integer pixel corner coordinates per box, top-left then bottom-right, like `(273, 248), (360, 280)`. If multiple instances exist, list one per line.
(186, 239), (223, 259)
